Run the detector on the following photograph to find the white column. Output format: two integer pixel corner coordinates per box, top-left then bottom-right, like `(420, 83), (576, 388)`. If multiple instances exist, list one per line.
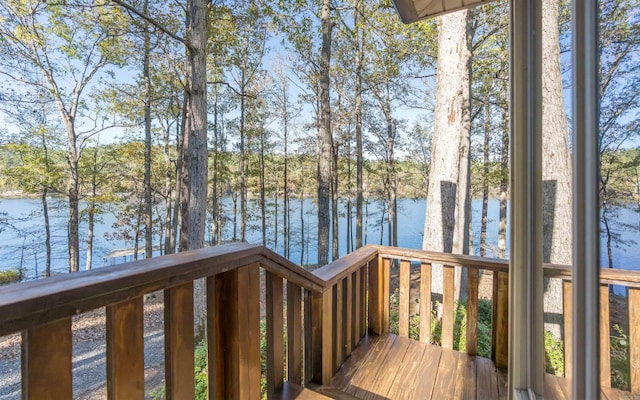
(508, 0), (545, 398)
(572, 0), (601, 398)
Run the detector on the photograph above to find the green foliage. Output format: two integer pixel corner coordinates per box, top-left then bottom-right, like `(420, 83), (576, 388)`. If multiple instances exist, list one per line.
(611, 323), (631, 390)
(544, 330), (564, 376)
(0, 267), (24, 285)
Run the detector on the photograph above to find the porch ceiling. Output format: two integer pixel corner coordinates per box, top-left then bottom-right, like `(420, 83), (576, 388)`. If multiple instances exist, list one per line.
(392, 0), (497, 23)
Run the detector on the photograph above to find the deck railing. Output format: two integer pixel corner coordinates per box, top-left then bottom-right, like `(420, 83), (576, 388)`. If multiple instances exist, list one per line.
(2, 243), (640, 398)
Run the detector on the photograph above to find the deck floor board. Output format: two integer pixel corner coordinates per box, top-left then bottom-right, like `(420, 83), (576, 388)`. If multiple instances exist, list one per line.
(329, 333), (634, 400)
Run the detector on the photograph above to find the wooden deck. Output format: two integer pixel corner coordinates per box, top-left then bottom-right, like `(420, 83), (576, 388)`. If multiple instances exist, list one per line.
(324, 333), (634, 400)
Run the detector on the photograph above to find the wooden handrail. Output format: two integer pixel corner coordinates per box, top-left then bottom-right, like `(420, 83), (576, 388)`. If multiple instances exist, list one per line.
(312, 245), (378, 289)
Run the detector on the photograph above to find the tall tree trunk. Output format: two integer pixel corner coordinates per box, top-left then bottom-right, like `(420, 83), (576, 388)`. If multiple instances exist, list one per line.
(42, 188), (51, 277)
(332, 144), (339, 261)
(480, 102), (490, 257)
(164, 122), (173, 255)
(240, 68), (248, 242)
(347, 135), (352, 253)
(170, 107), (184, 255)
(283, 87), (290, 258)
(143, 0), (153, 260)
(86, 147), (98, 270)
(317, 0), (333, 266)
(541, 0), (573, 337)
(211, 85), (219, 246)
(355, 0), (364, 249)
(422, 10), (471, 296)
(498, 107), (509, 259)
(260, 132), (267, 246)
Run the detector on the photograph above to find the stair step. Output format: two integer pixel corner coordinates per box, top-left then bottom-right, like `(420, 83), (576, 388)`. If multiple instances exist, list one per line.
(274, 382), (334, 399)
(306, 383), (362, 400)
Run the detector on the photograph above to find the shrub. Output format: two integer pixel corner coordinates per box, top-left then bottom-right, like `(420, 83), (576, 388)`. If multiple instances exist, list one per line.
(0, 268), (23, 285)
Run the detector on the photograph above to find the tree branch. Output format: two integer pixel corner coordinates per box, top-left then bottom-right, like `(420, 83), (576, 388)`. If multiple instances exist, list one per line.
(109, 0), (186, 46)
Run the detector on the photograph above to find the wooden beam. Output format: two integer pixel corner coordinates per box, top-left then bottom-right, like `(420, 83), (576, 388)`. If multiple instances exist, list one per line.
(106, 298), (144, 400)
(442, 265), (455, 349)
(466, 268), (479, 356)
(420, 263), (432, 343)
(287, 282), (303, 385)
(399, 260), (410, 337)
(164, 283), (194, 400)
(266, 271), (284, 395)
(22, 317), (72, 400)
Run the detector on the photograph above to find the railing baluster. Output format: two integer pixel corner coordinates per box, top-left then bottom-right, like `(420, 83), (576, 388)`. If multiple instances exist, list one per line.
(382, 258), (391, 332)
(22, 317), (72, 400)
(466, 267), (479, 356)
(442, 264), (455, 349)
(563, 280), (573, 379)
(600, 284), (611, 387)
(164, 282), (195, 400)
(335, 279), (343, 371)
(106, 297), (144, 400)
(287, 281), (303, 385)
(266, 271), (284, 395)
(322, 288), (334, 385)
(399, 260), (410, 337)
(491, 271), (499, 361)
(360, 263), (367, 338)
(353, 268), (361, 347)
(495, 271), (509, 368)
(630, 288), (640, 394)
(420, 262), (432, 343)
(207, 275), (223, 400)
(369, 256), (383, 335)
(346, 273), (353, 355)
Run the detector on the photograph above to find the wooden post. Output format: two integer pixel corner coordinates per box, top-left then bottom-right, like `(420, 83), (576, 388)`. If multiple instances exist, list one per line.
(495, 271), (509, 369)
(629, 288), (640, 394)
(420, 263), (432, 343)
(287, 282), (303, 385)
(600, 284), (611, 387)
(266, 271), (284, 395)
(563, 280), (573, 379)
(353, 268), (361, 347)
(466, 268), (479, 356)
(106, 298), (145, 400)
(346, 273), (354, 355)
(382, 258), (391, 332)
(211, 266), (261, 399)
(322, 288), (334, 385)
(399, 260), (410, 338)
(369, 257), (383, 335)
(22, 318), (72, 400)
(442, 265), (455, 349)
(164, 282), (195, 400)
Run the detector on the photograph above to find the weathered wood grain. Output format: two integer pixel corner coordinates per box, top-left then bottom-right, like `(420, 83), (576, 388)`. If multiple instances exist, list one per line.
(420, 263), (432, 343)
(399, 260), (410, 338)
(466, 268), (479, 356)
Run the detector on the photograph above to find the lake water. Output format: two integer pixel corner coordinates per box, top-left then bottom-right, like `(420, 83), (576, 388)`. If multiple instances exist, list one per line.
(0, 197), (638, 280)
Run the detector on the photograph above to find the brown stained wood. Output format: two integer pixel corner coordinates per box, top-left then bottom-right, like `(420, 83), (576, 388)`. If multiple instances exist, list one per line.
(335, 280), (344, 371)
(495, 271), (509, 368)
(466, 268), (479, 356)
(305, 289), (316, 385)
(343, 334), (397, 396)
(266, 271), (285, 395)
(409, 343), (443, 400)
(630, 288), (640, 394)
(601, 386), (635, 400)
(491, 272), (498, 361)
(360, 335), (411, 399)
(287, 282), (303, 385)
(453, 353), (476, 400)
(544, 374), (568, 400)
(274, 382), (334, 400)
(553, 373), (571, 399)
(562, 280), (572, 379)
(431, 347), (460, 398)
(346, 274), (354, 356)
(164, 282), (194, 400)
(420, 263), (432, 343)
(399, 260), (411, 338)
(476, 356), (499, 400)
(322, 288), (335, 385)
(106, 298), (144, 400)
(331, 335), (381, 390)
(382, 258), (391, 333)
(384, 340), (427, 399)
(353, 269), (361, 349)
(0, 243), (330, 338)
(369, 257), (383, 335)
(601, 284), (612, 388)
(360, 264), (367, 339)
(213, 266), (261, 399)
(22, 317), (72, 400)
(208, 276), (223, 400)
(313, 245), (379, 288)
(496, 368), (508, 400)
(442, 265), (455, 349)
